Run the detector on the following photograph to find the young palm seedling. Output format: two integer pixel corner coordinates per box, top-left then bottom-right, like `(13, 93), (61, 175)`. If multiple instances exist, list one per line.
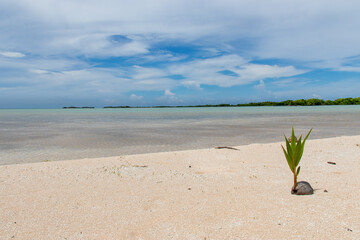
(281, 126), (313, 195)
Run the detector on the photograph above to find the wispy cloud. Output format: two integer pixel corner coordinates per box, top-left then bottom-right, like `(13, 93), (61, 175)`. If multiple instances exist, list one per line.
(170, 55), (305, 87)
(334, 66), (360, 73)
(271, 79), (360, 100)
(50, 34), (149, 57)
(0, 51), (25, 58)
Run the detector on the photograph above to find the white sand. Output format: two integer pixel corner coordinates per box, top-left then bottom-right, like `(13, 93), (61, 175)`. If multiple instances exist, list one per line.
(1, 136), (359, 239)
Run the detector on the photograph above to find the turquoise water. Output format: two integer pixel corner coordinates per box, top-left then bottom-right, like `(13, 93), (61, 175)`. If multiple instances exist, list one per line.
(1, 106), (360, 165)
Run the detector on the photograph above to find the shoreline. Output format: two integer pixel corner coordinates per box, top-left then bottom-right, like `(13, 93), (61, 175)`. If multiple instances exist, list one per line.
(2, 134), (359, 166)
(1, 135), (359, 239)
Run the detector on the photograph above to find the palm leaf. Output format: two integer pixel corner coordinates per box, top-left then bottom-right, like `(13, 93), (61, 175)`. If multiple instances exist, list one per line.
(282, 145), (294, 173)
(299, 129), (312, 160)
(294, 136), (303, 167)
(303, 128), (313, 143)
(285, 135), (293, 159)
(291, 126), (296, 149)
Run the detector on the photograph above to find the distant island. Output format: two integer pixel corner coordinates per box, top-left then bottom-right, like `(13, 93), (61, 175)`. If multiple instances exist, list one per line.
(104, 106), (131, 108)
(62, 97), (360, 109)
(62, 106), (95, 109)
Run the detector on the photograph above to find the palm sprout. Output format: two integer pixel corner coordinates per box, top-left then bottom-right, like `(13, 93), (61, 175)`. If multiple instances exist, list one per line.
(281, 127), (312, 189)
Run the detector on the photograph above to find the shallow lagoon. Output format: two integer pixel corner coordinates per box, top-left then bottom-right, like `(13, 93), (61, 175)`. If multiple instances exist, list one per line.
(1, 105), (360, 164)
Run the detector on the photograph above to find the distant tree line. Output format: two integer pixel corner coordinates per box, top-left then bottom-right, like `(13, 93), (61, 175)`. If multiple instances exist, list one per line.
(62, 97), (360, 109)
(176, 97), (360, 107)
(239, 97), (360, 106)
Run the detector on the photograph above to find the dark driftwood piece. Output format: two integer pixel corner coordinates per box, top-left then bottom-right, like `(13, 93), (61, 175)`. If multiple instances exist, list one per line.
(215, 146), (240, 151)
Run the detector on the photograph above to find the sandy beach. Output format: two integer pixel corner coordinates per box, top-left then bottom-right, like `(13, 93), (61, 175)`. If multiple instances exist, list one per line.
(1, 135), (359, 239)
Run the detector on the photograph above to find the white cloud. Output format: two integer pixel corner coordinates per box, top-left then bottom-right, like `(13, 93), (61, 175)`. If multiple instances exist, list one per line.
(164, 89), (175, 96)
(159, 88), (182, 104)
(181, 80), (202, 89)
(129, 94), (143, 101)
(140, 52), (185, 62)
(0, 51), (25, 58)
(254, 79), (265, 89)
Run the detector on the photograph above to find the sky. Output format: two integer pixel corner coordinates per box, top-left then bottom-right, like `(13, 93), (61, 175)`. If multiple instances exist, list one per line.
(1, 0), (360, 108)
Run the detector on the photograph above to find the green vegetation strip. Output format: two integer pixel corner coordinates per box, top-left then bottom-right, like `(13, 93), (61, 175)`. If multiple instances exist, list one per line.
(63, 97), (360, 109)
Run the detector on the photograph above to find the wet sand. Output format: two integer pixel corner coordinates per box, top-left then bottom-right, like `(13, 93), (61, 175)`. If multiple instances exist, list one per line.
(1, 135), (359, 239)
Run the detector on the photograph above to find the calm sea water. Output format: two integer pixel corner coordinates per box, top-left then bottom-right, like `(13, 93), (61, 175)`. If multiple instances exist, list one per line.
(1, 106), (360, 165)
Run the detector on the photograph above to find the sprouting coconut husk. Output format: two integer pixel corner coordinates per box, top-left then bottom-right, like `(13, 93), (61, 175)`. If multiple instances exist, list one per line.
(291, 181), (314, 195)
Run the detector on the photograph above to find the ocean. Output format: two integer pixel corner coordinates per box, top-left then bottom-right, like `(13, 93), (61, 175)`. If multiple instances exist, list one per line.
(1, 105), (360, 165)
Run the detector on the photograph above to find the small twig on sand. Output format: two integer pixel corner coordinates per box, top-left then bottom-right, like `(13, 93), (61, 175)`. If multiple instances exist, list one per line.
(327, 161), (336, 165)
(132, 165), (148, 168)
(215, 146), (240, 151)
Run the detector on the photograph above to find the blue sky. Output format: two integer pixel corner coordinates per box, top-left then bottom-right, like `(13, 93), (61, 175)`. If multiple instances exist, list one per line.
(1, 0), (360, 108)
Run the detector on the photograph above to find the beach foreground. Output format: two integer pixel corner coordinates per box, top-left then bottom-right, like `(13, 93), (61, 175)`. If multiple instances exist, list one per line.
(1, 136), (359, 239)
